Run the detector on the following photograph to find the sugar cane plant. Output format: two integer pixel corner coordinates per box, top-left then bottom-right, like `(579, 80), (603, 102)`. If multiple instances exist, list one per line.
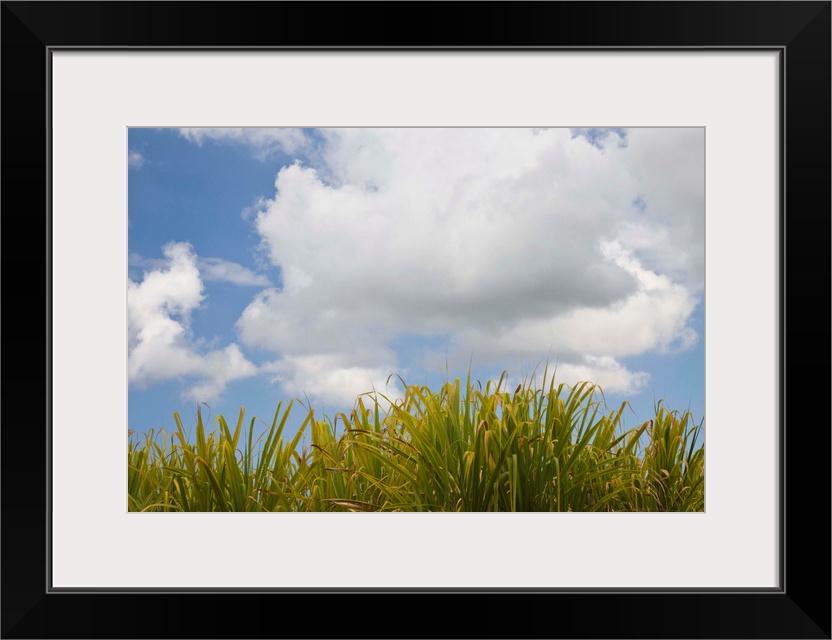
(128, 368), (704, 512)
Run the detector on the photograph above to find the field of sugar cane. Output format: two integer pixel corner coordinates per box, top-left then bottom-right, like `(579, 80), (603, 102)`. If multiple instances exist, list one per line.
(128, 369), (704, 512)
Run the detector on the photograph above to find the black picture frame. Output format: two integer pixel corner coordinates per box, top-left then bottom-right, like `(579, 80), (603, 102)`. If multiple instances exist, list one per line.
(2, 2), (829, 638)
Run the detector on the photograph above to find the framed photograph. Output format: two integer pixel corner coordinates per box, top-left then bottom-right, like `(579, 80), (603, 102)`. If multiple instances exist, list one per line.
(2, 2), (829, 638)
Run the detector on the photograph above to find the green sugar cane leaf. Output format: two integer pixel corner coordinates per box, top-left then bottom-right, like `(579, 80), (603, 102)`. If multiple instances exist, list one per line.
(347, 441), (428, 498)
(195, 406), (207, 458)
(222, 442), (246, 510)
(588, 484), (631, 512)
(216, 415), (232, 444)
(128, 465), (168, 492)
(320, 498), (380, 512)
(289, 409), (313, 454)
(140, 503), (184, 513)
(193, 456), (229, 511)
(480, 425), (519, 510)
(231, 407), (245, 451)
(173, 476), (190, 512)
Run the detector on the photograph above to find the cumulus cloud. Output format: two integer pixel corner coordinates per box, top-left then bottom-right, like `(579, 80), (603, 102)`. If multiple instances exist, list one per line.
(128, 242), (258, 401)
(231, 128), (702, 403)
(179, 128), (307, 159)
(454, 241), (697, 361)
(559, 356), (651, 396)
(618, 128), (705, 288)
(128, 149), (145, 169)
(485, 356), (649, 398)
(198, 257), (271, 287)
(129, 253), (270, 288)
(570, 127), (627, 150)
(261, 354), (403, 409)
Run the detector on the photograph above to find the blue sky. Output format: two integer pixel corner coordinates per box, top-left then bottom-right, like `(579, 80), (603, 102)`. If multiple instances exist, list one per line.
(128, 128), (704, 444)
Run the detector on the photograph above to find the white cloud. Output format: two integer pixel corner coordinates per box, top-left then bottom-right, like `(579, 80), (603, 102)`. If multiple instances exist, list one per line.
(620, 128), (705, 288)
(183, 344), (260, 402)
(179, 128), (306, 159)
(552, 356), (650, 396)
(261, 354), (402, 410)
(231, 128), (702, 403)
(128, 150), (145, 169)
(483, 356), (649, 398)
(455, 241), (698, 362)
(128, 242), (258, 401)
(198, 257), (271, 287)
(130, 253), (270, 288)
